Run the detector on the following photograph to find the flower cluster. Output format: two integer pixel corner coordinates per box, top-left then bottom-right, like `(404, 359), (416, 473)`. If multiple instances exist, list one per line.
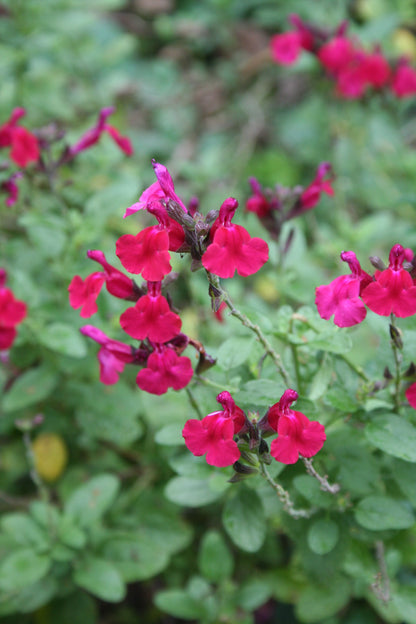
(246, 161), (334, 240)
(0, 268), (27, 350)
(315, 244), (416, 327)
(182, 389), (326, 467)
(0, 106), (132, 207)
(70, 161), (269, 394)
(271, 14), (416, 99)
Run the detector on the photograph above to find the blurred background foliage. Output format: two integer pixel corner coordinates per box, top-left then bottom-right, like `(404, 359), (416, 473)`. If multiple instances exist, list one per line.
(2, 0), (416, 622)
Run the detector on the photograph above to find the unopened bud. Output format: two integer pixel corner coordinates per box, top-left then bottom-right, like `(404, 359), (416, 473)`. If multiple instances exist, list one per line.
(389, 324), (403, 350)
(369, 256), (386, 271)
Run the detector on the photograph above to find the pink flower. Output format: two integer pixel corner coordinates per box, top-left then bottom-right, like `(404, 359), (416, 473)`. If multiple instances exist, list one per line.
(298, 162), (334, 211)
(361, 49), (391, 89)
(0, 269), (27, 350)
(202, 198), (269, 278)
(0, 108), (39, 167)
(124, 160), (187, 218)
(270, 31), (303, 65)
(391, 61), (416, 98)
(267, 389), (326, 464)
(182, 391), (246, 467)
(315, 251), (372, 327)
(1, 172), (22, 207)
(116, 226), (172, 281)
(318, 37), (356, 75)
(246, 177), (275, 218)
(361, 244), (416, 317)
(87, 249), (138, 300)
(68, 107), (133, 159)
(405, 382), (416, 409)
(120, 281), (181, 343)
(80, 325), (136, 385)
(68, 272), (105, 318)
(136, 345), (193, 395)
(214, 301), (227, 323)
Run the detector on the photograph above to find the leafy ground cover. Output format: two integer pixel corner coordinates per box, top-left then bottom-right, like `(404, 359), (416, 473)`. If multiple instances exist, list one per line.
(2, 0), (416, 622)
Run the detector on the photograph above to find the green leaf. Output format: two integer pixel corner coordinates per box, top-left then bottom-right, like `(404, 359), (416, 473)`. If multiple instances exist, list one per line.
(38, 323), (87, 358)
(355, 496), (414, 530)
(58, 515), (87, 549)
(65, 474), (120, 526)
(308, 356), (333, 401)
(154, 589), (207, 620)
(394, 586), (416, 624)
(73, 557), (125, 602)
(222, 487), (266, 553)
(0, 549), (51, 592)
(1, 513), (49, 549)
(235, 577), (273, 612)
(392, 458), (416, 506)
(76, 382), (143, 446)
(103, 535), (170, 582)
(296, 575), (350, 622)
(307, 518), (339, 555)
(365, 414), (416, 462)
(216, 336), (255, 370)
(306, 330), (353, 354)
(234, 379), (286, 407)
(164, 477), (222, 507)
(2, 365), (58, 412)
(155, 423), (184, 446)
(198, 530), (233, 582)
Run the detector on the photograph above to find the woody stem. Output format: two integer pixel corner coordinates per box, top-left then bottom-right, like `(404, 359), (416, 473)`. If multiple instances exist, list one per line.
(259, 463), (315, 519)
(206, 272), (291, 386)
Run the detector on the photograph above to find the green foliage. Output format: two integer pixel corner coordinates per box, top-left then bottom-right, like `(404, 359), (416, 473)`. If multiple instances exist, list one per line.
(2, 0), (416, 622)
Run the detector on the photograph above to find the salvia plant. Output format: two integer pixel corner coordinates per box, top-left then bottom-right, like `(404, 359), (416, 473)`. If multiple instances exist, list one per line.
(2, 3), (416, 624)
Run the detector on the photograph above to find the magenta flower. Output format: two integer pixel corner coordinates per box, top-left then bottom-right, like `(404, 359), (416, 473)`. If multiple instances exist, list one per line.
(1, 172), (23, 207)
(318, 37), (356, 75)
(120, 281), (181, 343)
(182, 391), (246, 467)
(299, 162), (334, 211)
(315, 251), (372, 327)
(202, 198), (269, 278)
(270, 31), (303, 65)
(116, 226), (171, 281)
(0, 269), (27, 350)
(87, 249), (138, 300)
(267, 389), (326, 464)
(246, 178), (275, 218)
(68, 272), (105, 318)
(361, 244), (416, 317)
(67, 107), (133, 159)
(80, 325), (136, 385)
(0, 108), (39, 167)
(136, 345), (193, 395)
(405, 382), (416, 410)
(124, 160), (187, 217)
(391, 61), (416, 98)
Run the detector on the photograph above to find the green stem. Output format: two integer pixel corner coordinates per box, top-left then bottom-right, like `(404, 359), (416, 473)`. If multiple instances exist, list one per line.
(186, 386), (203, 420)
(301, 457), (340, 495)
(389, 314), (402, 413)
(22, 431), (49, 504)
(289, 317), (303, 393)
(206, 272), (291, 386)
(196, 375), (239, 394)
(259, 463), (315, 519)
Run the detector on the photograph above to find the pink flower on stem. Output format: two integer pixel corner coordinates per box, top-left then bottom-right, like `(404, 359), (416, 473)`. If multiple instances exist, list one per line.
(391, 61), (416, 98)
(0, 269), (27, 350)
(68, 272), (105, 318)
(136, 344), (193, 395)
(87, 249), (139, 300)
(124, 160), (187, 218)
(120, 281), (182, 343)
(67, 106), (133, 159)
(182, 391), (246, 467)
(270, 31), (303, 65)
(361, 244), (416, 317)
(1, 172), (23, 207)
(298, 162), (334, 211)
(267, 389), (326, 464)
(80, 325), (136, 385)
(202, 198), (269, 278)
(405, 382), (416, 409)
(315, 251), (372, 327)
(361, 49), (391, 89)
(0, 108), (39, 167)
(318, 36), (356, 75)
(246, 177), (276, 218)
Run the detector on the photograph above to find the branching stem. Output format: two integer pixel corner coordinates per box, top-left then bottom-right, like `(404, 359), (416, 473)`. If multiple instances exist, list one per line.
(206, 272), (291, 386)
(259, 463), (315, 519)
(301, 457), (340, 494)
